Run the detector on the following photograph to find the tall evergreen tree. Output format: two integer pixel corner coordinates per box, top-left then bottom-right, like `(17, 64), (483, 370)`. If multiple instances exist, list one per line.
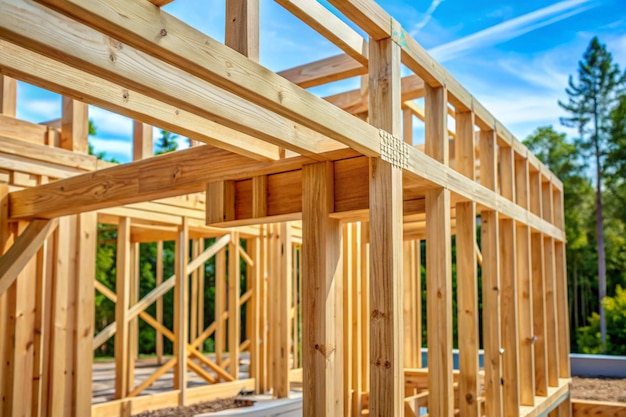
(558, 37), (625, 350)
(155, 129), (179, 154)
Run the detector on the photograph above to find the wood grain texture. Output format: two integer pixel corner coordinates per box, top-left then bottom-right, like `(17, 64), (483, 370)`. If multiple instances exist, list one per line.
(572, 399), (626, 416)
(515, 157), (535, 406)
(302, 162), (343, 417)
(115, 217), (131, 400)
(0, 218), (58, 296)
(479, 129), (503, 417)
(225, 0), (259, 61)
(368, 36), (404, 417)
(455, 110), (479, 417)
(0, 75), (17, 117)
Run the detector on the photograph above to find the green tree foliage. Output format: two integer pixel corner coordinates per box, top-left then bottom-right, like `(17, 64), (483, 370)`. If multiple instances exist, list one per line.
(524, 127), (597, 337)
(577, 285), (626, 355)
(558, 36), (626, 351)
(155, 129), (179, 154)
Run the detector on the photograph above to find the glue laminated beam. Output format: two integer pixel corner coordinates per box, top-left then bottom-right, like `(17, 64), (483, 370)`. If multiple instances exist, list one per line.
(368, 36), (404, 417)
(425, 83), (454, 417)
(302, 162), (343, 417)
(515, 157), (535, 406)
(0, 75), (17, 116)
(115, 217), (132, 400)
(174, 217), (189, 404)
(529, 171), (548, 397)
(455, 110), (480, 417)
(499, 146), (521, 416)
(479, 129), (504, 417)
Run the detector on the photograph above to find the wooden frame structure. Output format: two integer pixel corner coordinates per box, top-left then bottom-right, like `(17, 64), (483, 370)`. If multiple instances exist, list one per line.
(0, 0), (575, 416)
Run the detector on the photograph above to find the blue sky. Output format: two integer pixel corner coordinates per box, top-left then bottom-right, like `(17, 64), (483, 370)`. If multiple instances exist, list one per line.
(14, 0), (626, 162)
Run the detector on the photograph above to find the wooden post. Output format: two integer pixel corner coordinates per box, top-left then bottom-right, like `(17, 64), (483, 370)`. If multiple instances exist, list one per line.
(269, 223), (291, 398)
(156, 240), (164, 364)
(60, 97), (89, 153)
(351, 223), (364, 415)
(553, 187), (571, 378)
(0, 75), (17, 116)
(515, 157), (535, 406)
(5, 221), (38, 417)
(216, 248), (226, 369)
(115, 217), (131, 400)
(133, 121), (153, 160)
(425, 83), (453, 417)
(455, 110), (480, 417)
(302, 162), (343, 417)
(368, 36), (403, 417)
(228, 231), (241, 379)
(480, 130), (504, 417)
(342, 223), (353, 417)
(225, 0), (259, 61)
(73, 212), (97, 417)
(174, 217), (189, 404)
(530, 171), (548, 397)
(0, 183), (12, 416)
(248, 235), (262, 392)
(48, 217), (72, 416)
(190, 240), (199, 345)
(499, 146), (521, 416)
(542, 181), (560, 387)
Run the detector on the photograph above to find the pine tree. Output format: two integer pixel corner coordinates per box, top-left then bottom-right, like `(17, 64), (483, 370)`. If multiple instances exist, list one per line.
(155, 129), (179, 154)
(559, 37), (625, 351)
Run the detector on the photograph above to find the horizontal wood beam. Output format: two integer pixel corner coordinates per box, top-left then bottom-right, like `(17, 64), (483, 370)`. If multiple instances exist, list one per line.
(326, 0), (562, 189)
(0, 218), (58, 296)
(1, 2), (343, 158)
(278, 54), (366, 89)
(8, 144), (355, 220)
(274, 0), (368, 64)
(0, 41), (279, 162)
(206, 156), (429, 226)
(572, 399), (626, 417)
(325, 75), (425, 114)
(30, 0), (381, 156)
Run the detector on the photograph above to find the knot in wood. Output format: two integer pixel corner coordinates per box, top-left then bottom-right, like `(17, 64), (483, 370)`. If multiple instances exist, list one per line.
(314, 343), (335, 358)
(465, 393), (474, 404)
(384, 361), (391, 369)
(159, 28), (167, 37)
(371, 309), (384, 320)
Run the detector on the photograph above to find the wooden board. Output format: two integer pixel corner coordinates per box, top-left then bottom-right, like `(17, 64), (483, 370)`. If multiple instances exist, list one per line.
(302, 162), (343, 416)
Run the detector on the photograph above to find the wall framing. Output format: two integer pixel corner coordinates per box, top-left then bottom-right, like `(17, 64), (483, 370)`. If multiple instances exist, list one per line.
(0, 0), (573, 416)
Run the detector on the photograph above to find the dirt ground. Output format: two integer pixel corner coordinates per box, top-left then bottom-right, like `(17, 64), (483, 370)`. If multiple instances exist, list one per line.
(571, 377), (626, 402)
(132, 398), (251, 417)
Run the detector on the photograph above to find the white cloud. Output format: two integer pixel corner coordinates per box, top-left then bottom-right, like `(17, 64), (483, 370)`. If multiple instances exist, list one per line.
(88, 106), (133, 138)
(429, 0), (597, 63)
(412, 0), (446, 34)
